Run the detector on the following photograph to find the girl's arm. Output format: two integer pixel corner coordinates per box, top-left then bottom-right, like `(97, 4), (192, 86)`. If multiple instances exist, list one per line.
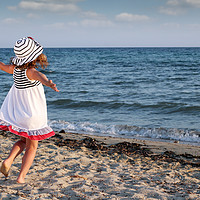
(26, 68), (59, 92)
(0, 62), (15, 74)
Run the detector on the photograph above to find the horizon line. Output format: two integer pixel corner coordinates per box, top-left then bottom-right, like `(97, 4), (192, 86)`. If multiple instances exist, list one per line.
(1, 46), (200, 49)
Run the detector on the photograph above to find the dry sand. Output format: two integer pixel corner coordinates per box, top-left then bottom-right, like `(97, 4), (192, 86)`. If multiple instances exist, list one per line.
(0, 131), (200, 200)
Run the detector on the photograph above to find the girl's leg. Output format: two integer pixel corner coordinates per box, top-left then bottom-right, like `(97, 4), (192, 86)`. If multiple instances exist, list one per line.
(17, 138), (38, 183)
(0, 137), (26, 177)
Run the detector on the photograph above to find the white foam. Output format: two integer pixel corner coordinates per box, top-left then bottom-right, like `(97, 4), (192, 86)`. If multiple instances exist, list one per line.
(48, 120), (200, 145)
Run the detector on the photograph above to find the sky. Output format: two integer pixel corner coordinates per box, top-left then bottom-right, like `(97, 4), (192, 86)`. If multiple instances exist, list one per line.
(0, 0), (200, 47)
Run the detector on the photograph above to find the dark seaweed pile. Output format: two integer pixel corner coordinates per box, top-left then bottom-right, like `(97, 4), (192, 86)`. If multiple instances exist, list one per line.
(1, 131), (200, 167)
(52, 132), (200, 167)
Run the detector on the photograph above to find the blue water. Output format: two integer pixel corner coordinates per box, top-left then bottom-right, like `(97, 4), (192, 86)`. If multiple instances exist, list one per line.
(0, 47), (200, 144)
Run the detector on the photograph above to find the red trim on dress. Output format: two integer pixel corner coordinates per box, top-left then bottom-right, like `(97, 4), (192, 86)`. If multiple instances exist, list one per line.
(0, 125), (9, 131)
(0, 125), (55, 141)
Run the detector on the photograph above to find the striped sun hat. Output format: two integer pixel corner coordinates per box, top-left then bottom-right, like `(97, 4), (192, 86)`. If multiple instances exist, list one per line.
(12, 37), (43, 66)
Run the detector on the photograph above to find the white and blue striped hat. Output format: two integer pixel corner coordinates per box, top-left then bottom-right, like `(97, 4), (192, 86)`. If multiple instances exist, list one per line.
(12, 37), (43, 66)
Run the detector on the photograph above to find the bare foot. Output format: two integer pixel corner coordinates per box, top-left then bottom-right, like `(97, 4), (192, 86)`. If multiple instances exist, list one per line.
(17, 177), (25, 184)
(0, 161), (11, 177)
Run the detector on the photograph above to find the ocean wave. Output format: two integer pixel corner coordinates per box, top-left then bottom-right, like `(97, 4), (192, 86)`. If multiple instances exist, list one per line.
(48, 99), (139, 109)
(48, 120), (200, 144)
(48, 99), (200, 114)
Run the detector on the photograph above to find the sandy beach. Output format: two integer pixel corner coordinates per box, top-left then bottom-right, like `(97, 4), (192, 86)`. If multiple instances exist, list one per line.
(0, 130), (200, 200)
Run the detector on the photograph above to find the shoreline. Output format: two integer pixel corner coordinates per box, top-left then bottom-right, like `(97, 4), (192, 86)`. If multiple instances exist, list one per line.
(57, 129), (200, 147)
(0, 130), (200, 199)
(52, 131), (200, 157)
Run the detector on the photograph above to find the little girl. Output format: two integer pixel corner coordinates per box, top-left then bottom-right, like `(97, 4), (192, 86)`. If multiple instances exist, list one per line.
(0, 37), (59, 183)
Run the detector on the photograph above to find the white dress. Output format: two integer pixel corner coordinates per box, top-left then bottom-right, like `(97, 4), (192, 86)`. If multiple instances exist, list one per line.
(0, 67), (55, 140)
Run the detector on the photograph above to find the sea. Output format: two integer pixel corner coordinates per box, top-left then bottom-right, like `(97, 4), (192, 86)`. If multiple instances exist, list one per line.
(0, 47), (200, 145)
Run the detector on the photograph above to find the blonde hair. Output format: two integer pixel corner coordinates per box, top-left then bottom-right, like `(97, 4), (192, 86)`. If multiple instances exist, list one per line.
(11, 53), (48, 70)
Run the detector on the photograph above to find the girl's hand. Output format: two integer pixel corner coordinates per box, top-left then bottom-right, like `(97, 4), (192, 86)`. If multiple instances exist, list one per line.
(0, 62), (14, 74)
(0, 62), (4, 70)
(48, 80), (59, 92)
